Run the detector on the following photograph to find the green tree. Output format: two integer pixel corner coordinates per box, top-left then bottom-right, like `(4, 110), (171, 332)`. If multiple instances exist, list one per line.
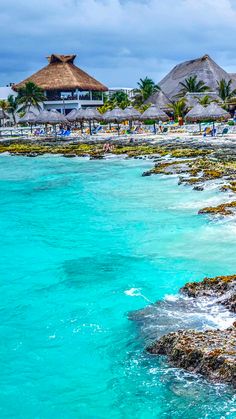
(110, 91), (131, 109)
(7, 95), (18, 124)
(179, 75), (209, 95)
(133, 77), (160, 105)
(217, 79), (236, 103)
(197, 95), (212, 107)
(17, 81), (45, 112)
(168, 98), (187, 118)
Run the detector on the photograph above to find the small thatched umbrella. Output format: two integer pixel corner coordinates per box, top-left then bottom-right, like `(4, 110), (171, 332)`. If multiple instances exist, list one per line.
(123, 106), (141, 129)
(141, 104), (169, 133)
(202, 103), (230, 133)
(74, 109), (85, 133)
(104, 107), (126, 134)
(66, 109), (78, 122)
(185, 103), (206, 131)
(18, 111), (37, 133)
(35, 109), (68, 136)
(83, 107), (102, 135)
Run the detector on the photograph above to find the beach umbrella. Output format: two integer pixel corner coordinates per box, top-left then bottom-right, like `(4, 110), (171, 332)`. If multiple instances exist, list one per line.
(202, 103), (230, 121)
(104, 107), (126, 134)
(66, 108), (78, 122)
(202, 103), (230, 134)
(18, 111), (37, 133)
(141, 104), (169, 133)
(123, 106), (141, 129)
(18, 111), (36, 124)
(74, 108), (86, 133)
(35, 109), (68, 136)
(83, 107), (102, 135)
(185, 103), (206, 131)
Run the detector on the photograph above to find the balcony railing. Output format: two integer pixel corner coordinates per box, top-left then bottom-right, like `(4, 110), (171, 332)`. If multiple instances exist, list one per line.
(45, 91), (103, 101)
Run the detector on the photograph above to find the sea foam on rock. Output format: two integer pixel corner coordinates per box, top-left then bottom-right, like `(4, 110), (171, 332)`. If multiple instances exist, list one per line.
(132, 275), (236, 387)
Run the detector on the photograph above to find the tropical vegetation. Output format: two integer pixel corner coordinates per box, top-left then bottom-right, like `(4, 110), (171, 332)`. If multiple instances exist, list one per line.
(17, 81), (45, 112)
(133, 77), (160, 105)
(216, 79), (236, 104)
(179, 75), (209, 95)
(168, 98), (187, 118)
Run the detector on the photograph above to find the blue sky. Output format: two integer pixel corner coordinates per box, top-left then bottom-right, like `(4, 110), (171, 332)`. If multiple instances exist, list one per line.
(1, 0), (236, 88)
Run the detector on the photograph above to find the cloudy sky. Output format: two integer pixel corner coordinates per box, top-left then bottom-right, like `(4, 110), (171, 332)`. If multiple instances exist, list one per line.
(1, 0), (236, 88)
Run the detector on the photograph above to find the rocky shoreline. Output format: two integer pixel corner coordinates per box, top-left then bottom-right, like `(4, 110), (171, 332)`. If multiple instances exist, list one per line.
(146, 275), (236, 387)
(1, 137), (236, 216)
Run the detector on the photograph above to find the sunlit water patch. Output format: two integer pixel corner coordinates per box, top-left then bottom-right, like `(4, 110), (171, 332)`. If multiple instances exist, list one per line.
(0, 155), (235, 418)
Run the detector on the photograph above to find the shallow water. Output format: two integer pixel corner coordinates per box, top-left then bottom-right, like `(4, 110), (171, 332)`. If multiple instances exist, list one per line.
(0, 155), (235, 419)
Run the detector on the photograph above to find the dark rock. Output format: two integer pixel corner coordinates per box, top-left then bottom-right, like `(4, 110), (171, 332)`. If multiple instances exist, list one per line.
(146, 326), (236, 387)
(193, 185), (204, 191)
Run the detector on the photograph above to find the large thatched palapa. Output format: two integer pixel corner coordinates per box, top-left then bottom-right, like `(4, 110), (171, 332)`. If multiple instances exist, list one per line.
(158, 54), (236, 98)
(13, 54), (108, 92)
(145, 90), (171, 110)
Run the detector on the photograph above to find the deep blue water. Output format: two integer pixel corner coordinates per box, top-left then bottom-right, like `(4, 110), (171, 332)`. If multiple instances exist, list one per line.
(0, 155), (235, 418)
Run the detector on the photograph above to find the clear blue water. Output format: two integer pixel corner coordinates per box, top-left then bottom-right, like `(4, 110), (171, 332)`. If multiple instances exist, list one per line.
(0, 155), (235, 419)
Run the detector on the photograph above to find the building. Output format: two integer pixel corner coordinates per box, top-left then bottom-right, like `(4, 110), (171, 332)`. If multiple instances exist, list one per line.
(108, 87), (135, 99)
(13, 54), (108, 114)
(157, 54), (236, 99)
(0, 85), (17, 101)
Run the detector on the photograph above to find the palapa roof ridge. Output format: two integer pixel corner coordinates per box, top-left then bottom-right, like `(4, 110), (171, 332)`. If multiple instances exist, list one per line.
(158, 54), (236, 98)
(145, 89), (172, 108)
(13, 54), (108, 92)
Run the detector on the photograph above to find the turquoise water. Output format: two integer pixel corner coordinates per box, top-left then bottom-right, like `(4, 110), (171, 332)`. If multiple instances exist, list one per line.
(0, 155), (235, 419)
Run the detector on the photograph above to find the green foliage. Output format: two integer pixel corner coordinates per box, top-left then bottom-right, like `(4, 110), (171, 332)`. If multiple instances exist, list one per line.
(17, 81), (45, 112)
(197, 95), (212, 106)
(168, 98), (187, 118)
(7, 95), (18, 124)
(179, 75), (209, 95)
(133, 77), (160, 105)
(217, 79), (236, 103)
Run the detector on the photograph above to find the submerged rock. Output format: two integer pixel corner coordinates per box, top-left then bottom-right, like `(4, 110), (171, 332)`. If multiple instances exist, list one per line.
(147, 325), (236, 387)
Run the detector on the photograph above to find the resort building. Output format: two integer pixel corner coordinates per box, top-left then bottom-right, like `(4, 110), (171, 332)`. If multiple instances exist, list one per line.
(108, 87), (135, 99)
(13, 54), (108, 114)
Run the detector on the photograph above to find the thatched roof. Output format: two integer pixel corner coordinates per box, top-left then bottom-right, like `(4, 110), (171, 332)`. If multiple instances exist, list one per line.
(141, 104), (169, 121)
(123, 106), (141, 120)
(66, 109), (78, 122)
(104, 107), (126, 122)
(35, 109), (68, 124)
(145, 90), (171, 109)
(83, 107), (102, 121)
(158, 54), (236, 99)
(184, 92), (222, 108)
(14, 54), (108, 92)
(18, 111), (36, 123)
(185, 104), (207, 122)
(202, 103), (230, 121)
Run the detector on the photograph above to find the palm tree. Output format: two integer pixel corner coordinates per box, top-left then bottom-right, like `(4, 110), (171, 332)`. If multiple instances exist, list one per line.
(17, 81), (45, 112)
(7, 95), (18, 124)
(168, 98), (187, 119)
(197, 95), (212, 107)
(179, 75), (209, 95)
(217, 79), (236, 103)
(110, 91), (131, 109)
(0, 99), (9, 112)
(133, 77), (160, 105)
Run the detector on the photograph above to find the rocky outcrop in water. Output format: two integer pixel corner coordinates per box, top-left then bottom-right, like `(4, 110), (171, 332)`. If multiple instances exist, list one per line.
(138, 275), (236, 387)
(147, 325), (236, 387)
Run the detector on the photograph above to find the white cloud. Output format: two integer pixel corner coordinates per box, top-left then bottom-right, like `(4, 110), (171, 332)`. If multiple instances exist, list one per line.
(1, 0), (236, 86)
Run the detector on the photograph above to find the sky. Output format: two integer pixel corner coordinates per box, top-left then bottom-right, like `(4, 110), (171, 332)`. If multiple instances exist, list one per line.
(1, 0), (236, 88)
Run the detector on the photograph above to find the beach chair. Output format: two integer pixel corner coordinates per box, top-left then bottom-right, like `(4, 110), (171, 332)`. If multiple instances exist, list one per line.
(220, 127), (229, 136)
